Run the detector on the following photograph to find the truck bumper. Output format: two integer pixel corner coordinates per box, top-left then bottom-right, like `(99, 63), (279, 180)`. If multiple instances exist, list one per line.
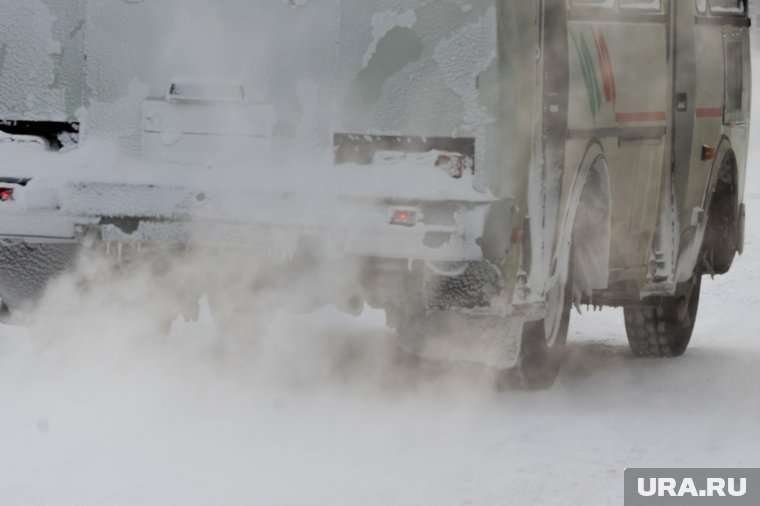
(0, 179), (499, 264)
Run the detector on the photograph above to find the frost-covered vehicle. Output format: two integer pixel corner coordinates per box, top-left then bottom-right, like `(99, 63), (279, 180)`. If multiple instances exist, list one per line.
(0, 0), (751, 387)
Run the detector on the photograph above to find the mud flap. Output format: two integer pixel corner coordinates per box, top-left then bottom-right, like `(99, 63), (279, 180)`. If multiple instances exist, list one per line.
(398, 260), (524, 370)
(0, 242), (81, 311)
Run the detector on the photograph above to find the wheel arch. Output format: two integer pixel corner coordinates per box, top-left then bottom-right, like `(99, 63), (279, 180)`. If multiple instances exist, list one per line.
(699, 137), (742, 274)
(702, 136), (740, 213)
(554, 140), (612, 296)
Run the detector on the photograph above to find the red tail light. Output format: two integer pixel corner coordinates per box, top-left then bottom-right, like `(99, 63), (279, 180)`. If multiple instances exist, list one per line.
(390, 209), (417, 227)
(0, 188), (14, 202)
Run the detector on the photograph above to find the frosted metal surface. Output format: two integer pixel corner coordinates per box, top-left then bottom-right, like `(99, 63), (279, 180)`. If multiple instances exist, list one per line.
(0, 0), (85, 121)
(0, 0), (513, 193)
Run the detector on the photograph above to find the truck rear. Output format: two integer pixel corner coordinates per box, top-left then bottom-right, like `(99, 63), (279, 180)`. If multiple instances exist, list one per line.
(0, 0), (552, 382)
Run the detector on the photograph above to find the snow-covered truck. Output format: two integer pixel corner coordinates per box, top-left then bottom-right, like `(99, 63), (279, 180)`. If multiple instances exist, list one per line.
(0, 0), (750, 387)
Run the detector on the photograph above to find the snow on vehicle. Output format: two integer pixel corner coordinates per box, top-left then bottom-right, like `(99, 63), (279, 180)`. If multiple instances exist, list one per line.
(0, 0), (751, 387)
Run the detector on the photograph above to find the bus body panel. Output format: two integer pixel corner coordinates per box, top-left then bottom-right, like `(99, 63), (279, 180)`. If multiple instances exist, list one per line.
(566, 5), (670, 283)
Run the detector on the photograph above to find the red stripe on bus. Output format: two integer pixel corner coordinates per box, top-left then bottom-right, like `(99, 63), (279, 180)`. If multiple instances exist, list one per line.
(695, 107), (724, 118)
(597, 30), (616, 104)
(615, 111), (667, 122)
(594, 30), (613, 104)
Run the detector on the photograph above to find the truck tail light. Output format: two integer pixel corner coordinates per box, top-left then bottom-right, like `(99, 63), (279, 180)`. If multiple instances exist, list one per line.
(0, 188), (14, 202)
(390, 209), (418, 227)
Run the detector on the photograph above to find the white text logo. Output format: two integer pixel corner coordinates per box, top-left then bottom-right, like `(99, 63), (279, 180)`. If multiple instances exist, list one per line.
(637, 477), (747, 498)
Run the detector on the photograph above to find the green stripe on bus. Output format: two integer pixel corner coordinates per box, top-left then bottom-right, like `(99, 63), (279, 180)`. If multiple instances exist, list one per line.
(571, 30), (601, 121)
(580, 32), (602, 115)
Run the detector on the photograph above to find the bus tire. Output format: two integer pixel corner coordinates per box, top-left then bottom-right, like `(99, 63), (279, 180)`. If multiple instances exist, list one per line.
(623, 276), (701, 358)
(507, 269), (573, 390)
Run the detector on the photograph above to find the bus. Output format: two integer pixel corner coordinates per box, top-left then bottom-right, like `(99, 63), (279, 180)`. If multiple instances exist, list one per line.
(0, 0), (750, 388)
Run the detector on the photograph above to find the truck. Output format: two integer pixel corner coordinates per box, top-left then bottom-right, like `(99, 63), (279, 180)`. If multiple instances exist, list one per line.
(0, 0), (751, 388)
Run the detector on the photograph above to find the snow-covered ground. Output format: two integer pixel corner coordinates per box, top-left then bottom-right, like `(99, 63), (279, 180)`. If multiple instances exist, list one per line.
(2, 77), (760, 506)
(1, 174), (757, 506)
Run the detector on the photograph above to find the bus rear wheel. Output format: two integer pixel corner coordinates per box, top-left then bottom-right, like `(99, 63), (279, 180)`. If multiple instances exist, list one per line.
(507, 272), (573, 390)
(623, 276), (701, 358)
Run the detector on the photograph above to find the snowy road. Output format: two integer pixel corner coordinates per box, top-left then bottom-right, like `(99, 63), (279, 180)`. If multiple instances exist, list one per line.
(0, 180), (758, 505)
(0, 176), (759, 506)
(1, 195), (758, 506)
